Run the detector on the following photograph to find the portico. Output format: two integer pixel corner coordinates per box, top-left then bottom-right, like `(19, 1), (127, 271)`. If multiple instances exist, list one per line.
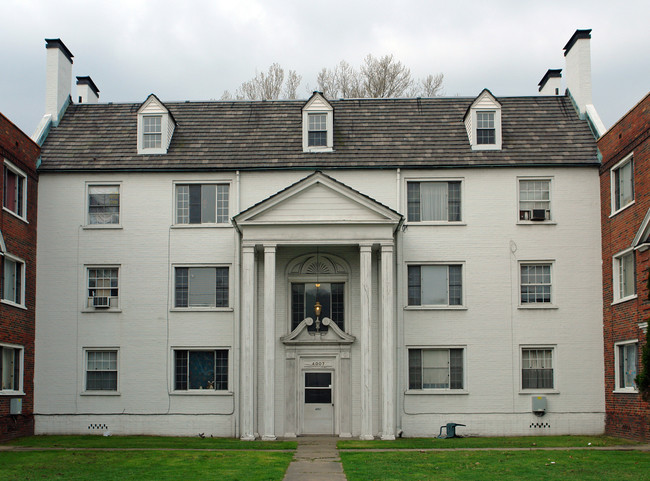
(233, 172), (402, 439)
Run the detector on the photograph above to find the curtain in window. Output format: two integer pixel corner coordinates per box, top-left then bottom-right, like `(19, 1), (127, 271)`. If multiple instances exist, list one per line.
(421, 265), (447, 305)
(421, 182), (447, 221)
(422, 350), (449, 388)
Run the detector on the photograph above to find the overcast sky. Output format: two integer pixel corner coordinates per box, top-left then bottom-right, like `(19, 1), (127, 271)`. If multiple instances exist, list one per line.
(1, 0), (648, 136)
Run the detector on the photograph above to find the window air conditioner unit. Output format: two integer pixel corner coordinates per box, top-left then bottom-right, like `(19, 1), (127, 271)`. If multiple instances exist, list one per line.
(93, 296), (110, 308)
(531, 209), (547, 221)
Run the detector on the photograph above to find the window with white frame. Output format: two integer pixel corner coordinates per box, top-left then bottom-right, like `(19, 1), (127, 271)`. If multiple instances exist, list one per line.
(408, 348), (464, 390)
(612, 155), (634, 213)
(615, 341), (638, 391)
(87, 267), (119, 309)
(308, 113), (327, 147)
(520, 263), (552, 305)
(519, 179), (551, 221)
(2, 254), (24, 306)
(174, 349), (228, 391)
(142, 115), (162, 149)
(1, 344), (23, 393)
(476, 111), (495, 144)
(175, 184), (229, 224)
(174, 266), (229, 308)
(408, 264), (462, 307)
(85, 350), (118, 391)
(88, 185), (120, 225)
(407, 181), (461, 222)
(302, 92), (333, 152)
(522, 348), (554, 389)
(614, 249), (635, 302)
(3, 162), (26, 219)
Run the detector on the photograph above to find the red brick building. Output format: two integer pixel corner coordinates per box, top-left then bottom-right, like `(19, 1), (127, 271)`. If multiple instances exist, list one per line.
(599, 92), (650, 441)
(0, 112), (39, 440)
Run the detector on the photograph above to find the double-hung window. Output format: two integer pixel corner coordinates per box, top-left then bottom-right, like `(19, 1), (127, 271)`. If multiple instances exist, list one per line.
(308, 113), (327, 147)
(615, 341), (638, 391)
(519, 179), (551, 221)
(2, 254), (24, 307)
(291, 282), (344, 331)
(175, 184), (229, 224)
(87, 267), (119, 309)
(88, 185), (120, 225)
(522, 348), (554, 389)
(3, 162), (26, 219)
(142, 115), (162, 149)
(613, 249), (635, 302)
(407, 181), (461, 222)
(476, 111), (495, 145)
(612, 155), (634, 213)
(174, 266), (229, 308)
(520, 263), (552, 305)
(85, 350), (118, 391)
(408, 264), (462, 307)
(174, 349), (228, 391)
(0, 344), (23, 393)
(408, 348), (464, 390)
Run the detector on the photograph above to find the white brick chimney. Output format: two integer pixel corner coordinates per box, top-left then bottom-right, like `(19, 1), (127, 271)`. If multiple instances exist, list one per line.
(538, 69), (562, 96)
(45, 38), (74, 123)
(563, 29), (592, 116)
(76, 76), (100, 104)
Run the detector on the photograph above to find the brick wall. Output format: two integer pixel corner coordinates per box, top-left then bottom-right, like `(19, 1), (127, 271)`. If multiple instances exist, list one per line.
(0, 112), (39, 441)
(599, 93), (650, 441)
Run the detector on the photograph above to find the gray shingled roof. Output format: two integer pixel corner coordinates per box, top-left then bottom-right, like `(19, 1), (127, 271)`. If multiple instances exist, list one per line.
(39, 95), (598, 172)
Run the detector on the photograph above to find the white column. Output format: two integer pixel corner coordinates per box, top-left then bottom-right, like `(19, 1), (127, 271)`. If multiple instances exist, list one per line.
(240, 245), (256, 440)
(380, 244), (395, 440)
(359, 244), (374, 440)
(262, 245), (277, 440)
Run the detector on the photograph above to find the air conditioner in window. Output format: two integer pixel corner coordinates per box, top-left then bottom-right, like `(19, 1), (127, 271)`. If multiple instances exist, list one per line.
(93, 296), (110, 308)
(531, 209), (547, 221)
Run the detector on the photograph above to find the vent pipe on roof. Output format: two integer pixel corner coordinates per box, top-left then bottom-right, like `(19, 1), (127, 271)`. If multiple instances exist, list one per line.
(45, 38), (74, 123)
(563, 29), (592, 115)
(76, 76), (100, 104)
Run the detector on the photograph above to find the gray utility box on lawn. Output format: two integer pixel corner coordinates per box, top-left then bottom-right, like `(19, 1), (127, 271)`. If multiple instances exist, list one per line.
(532, 396), (547, 416)
(10, 398), (22, 415)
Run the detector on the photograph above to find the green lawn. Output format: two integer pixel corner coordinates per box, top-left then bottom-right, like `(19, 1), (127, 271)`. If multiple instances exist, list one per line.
(0, 450), (293, 481)
(338, 435), (640, 450)
(341, 450), (650, 481)
(5, 435), (296, 450)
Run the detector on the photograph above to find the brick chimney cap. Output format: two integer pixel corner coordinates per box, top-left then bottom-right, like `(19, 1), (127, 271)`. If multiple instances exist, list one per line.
(45, 38), (74, 63)
(538, 69), (562, 91)
(76, 76), (100, 96)
(563, 29), (592, 57)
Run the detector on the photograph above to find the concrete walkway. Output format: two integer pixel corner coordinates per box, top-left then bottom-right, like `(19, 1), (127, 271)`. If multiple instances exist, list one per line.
(283, 436), (347, 481)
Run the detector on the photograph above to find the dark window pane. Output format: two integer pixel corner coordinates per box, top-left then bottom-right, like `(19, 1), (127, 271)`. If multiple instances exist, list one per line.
(175, 268), (188, 308)
(448, 182), (461, 221)
(450, 349), (464, 389)
(331, 283), (344, 330)
(407, 182), (421, 222)
(175, 350), (188, 390)
(308, 131), (327, 146)
(408, 349), (422, 389)
(189, 184), (202, 224)
(188, 351), (215, 390)
(408, 266), (421, 306)
(305, 388), (332, 403)
(305, 372), (331, 387)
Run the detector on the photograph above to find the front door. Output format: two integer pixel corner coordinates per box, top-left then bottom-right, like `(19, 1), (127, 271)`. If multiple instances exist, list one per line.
(302, 371), (334, 434)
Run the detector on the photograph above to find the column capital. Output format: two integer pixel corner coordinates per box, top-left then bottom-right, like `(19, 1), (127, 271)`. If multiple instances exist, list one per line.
(242, 244), (256, 254)
(263, 244), (277, 253)
(380, 243), (394, 253)
(359, 244), (373, 253)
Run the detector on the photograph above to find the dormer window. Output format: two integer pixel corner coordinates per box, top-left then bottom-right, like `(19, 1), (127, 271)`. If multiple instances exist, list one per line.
(137, 94), (175, 155)
(142, 115), (162, 149)
(476, 111), (495, 144)
(302, 92), (334, 152)
(465, 89), (502, 151)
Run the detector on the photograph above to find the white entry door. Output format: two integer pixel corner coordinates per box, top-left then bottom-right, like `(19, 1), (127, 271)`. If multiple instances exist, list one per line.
(302, 371), (334, 434)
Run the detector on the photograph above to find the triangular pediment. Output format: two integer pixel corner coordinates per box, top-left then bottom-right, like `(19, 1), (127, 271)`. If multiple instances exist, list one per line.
(234, 172), (402, 226)
(281, 317), (356, 345)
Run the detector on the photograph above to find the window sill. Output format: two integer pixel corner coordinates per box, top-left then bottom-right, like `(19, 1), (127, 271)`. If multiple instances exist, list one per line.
(517, 221), (556, 226)
(2, 207), (28, 224)
(0, 299), (27, 310)
(612, 295), (637, 306)
(0, 391), (25, 396)
(405, 389), (468, 395)
(81, 308), (123, 313)
(83, 225), (122, 230)
(171, 224), (232, 229)
(170, 307), (233, 312)
(404, 305), (467, 311)
(519, 389), (559, 395)
(610, 200), (635, 218)
(81, 391), (120, 396)
(613, 388), (638, 394)
(170, 391), (233, 396)
(518, 304), (558, 310)
(406, 222), (466, 227)
(304, 147), (334, 153)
